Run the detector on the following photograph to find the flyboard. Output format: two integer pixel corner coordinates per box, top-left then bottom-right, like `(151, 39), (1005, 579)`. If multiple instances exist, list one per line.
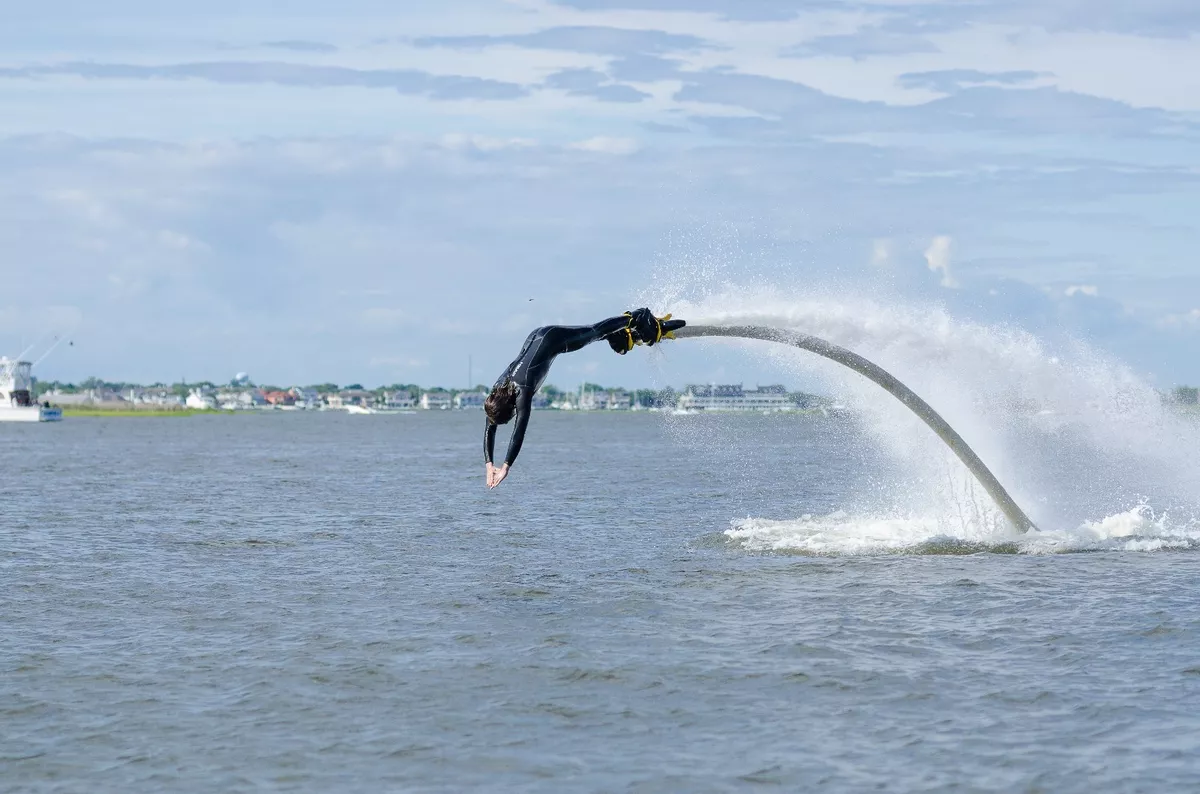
(659, 318), (1036, 534)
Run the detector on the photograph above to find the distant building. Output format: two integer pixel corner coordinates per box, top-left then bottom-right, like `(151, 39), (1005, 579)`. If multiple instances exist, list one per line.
(386, 391), (416, 409)
(44, 389), (94, 406)
(289, 387), (321, 409)
(454, 391), (487, 410)
(126, 388), (184, 407)
(46, 388), (127, 406)
(420, 391), (451, 410)
(605, 389), (631, 410)
(580, 388), (631, 410)
(185, 389), (216, 410)
(263, 390), (296, 407)
(338, 388), (374, 408)
(676, 384), (793, 412)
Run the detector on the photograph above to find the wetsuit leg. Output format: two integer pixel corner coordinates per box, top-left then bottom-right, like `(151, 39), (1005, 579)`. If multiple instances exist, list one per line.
(537, 316), (633, 357)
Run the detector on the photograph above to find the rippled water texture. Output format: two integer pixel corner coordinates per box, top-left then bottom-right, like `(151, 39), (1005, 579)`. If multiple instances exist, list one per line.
(5, 412), (1200, 792)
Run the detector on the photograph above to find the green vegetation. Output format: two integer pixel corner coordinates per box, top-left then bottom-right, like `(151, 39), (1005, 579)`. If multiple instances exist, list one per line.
(61, 406), (227, 418)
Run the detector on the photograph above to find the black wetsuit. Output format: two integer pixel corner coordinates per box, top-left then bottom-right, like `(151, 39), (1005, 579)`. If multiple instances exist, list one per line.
(485, 315), (632, 468)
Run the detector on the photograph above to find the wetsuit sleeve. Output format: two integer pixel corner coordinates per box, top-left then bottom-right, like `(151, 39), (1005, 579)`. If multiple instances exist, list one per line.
(502, 390), (535, 467)
(484, 421), (498, 464)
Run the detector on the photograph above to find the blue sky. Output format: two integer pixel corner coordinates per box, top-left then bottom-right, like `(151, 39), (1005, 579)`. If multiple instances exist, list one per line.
(2, 0), (1198, 390)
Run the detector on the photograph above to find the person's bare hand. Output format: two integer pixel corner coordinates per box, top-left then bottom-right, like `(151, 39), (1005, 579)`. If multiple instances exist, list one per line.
(489, 464), (510, 489)
(486, 463), (497, 487)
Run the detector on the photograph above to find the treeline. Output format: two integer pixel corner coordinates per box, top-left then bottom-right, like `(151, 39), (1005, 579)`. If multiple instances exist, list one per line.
(31, 377), (828, 408)
(30, 378), (429, 398)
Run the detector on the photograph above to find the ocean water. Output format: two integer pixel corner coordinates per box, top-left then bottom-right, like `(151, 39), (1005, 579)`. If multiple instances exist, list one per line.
(5, 410), (1200, 792)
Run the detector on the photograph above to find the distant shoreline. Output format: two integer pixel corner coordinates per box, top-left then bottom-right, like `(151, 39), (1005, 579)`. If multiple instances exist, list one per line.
(61, 406), (226, 417)
(56, 405), (836, 418)
(54, 403), (1200, 419)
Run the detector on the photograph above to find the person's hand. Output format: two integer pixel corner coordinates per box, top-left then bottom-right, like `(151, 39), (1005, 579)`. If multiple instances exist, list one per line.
(486, 462), (496, 487)
(489, 463), (510, 489)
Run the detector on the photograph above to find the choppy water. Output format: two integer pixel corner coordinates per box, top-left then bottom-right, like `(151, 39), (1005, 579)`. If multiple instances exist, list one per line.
(5, 411), (1200, 792)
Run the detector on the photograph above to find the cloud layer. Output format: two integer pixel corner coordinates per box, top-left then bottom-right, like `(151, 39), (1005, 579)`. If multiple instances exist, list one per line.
(2, 0), (1198, 388)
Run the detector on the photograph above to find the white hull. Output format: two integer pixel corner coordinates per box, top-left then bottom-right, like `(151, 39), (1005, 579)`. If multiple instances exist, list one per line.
(0, 405), (63, 422)
(345, 405), (414, 415)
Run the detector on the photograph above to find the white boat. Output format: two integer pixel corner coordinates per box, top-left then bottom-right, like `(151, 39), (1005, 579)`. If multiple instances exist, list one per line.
(0, 357), (63, 422)
(345, 405), (414, 415)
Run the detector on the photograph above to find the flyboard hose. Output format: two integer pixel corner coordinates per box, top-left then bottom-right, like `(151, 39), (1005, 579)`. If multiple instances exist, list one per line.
(665, 322), (1037, 534)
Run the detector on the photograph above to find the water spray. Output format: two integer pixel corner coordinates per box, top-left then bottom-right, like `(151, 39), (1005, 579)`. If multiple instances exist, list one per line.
(670, 322), (1037, 534)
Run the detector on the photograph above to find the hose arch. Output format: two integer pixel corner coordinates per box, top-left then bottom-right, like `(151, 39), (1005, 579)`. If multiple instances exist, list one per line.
(673, 324), (1036, 533)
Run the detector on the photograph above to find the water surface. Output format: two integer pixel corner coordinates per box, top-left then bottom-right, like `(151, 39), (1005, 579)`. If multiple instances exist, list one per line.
(5, 412), (1200, 792)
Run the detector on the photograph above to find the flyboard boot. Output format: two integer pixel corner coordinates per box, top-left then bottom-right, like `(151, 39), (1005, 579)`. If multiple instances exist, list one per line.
(607, 308), (686, 354)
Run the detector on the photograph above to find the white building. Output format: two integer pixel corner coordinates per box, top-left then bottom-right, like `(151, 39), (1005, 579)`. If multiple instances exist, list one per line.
(128, 388), (185, 407)
(577, 387), (631, 411)
(386, 391), (416, 409)
(216, 389), (266, 410)
(44, 388), (125, 406)
(185, 389), (217, 410)
(289, 387), (321, 409)
(454, 391), (487, 410)
(420, 391), (451, 410)
(580, 388), (632, 410)
(604, 389), (631, 410)
(676, 384), (793, 412)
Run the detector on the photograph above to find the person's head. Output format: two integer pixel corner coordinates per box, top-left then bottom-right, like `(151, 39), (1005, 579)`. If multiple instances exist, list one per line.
(484, 379), (519, 425)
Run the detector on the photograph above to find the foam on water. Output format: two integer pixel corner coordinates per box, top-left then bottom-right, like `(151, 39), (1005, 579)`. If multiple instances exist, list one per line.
(725, 505), (1200, 556)
(639, 284), (1200, 555)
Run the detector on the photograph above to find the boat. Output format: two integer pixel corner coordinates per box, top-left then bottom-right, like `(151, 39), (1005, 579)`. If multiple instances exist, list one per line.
(0, 357), (63, 422)
(344, 404), (415, 415)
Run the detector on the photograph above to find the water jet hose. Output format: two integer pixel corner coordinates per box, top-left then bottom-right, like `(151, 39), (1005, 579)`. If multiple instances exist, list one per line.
(670, 323), (1037, 534)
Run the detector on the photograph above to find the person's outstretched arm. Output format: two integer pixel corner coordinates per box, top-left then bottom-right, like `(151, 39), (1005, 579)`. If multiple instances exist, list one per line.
(490, 389), (534, 488)
(484, 420), (498, 464)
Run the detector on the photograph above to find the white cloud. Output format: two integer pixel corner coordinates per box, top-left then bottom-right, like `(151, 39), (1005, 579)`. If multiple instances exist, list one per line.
(358, 308), (408, 330)
(157, 229), (200, 250)
(1065, 284), (1099, 297)
(923, 235), (957, 288)
(439, 133), (539, 151)
(567, 136), (641, 154)
(1159, 308), (1200, 329)
(870, 238), (891, 266)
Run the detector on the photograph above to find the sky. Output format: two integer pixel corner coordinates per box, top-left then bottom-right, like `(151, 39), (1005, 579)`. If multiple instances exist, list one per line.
(2, 0), (1198, 391)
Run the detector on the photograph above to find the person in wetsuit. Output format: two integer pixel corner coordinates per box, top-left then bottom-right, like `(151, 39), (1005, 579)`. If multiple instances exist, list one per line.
(484, 307), (679, 488)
